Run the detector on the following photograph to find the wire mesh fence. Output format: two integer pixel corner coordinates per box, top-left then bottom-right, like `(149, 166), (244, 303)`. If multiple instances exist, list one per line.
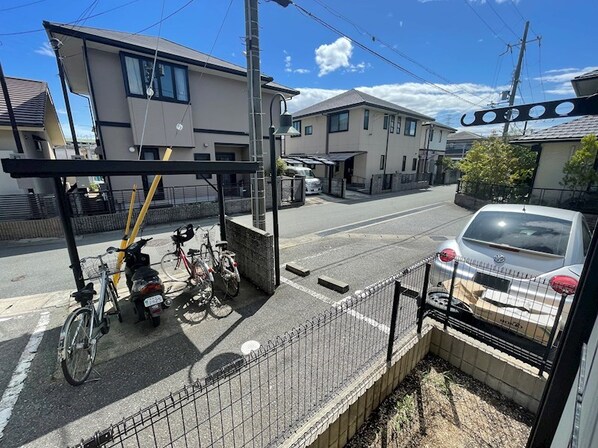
(71, 259), (432, 448)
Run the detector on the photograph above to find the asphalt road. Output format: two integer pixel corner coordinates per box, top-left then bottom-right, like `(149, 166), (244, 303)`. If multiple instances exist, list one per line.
(0, 185), (473, 447)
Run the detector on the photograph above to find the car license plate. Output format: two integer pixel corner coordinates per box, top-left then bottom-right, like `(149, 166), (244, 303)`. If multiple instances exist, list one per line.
(144, 295), (163, 307)
(474, 272), (510, 293)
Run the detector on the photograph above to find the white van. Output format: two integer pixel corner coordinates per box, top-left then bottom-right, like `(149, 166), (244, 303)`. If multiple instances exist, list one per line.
(285, 166), (322, 195)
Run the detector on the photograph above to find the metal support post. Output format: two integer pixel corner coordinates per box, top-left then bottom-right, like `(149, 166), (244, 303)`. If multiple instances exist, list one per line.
(503, 21), (529, 138)
(217, 174), (227, 241)
(418, 263), (431, 334)
(269, 126), (281, 286)
(0, 62), (24, 154)
(444, 261), (459, 330)
(538, 292), (568, 376)
(387, 280), (402, 363)
(53, 177), (84, 290)
(52, 43), (79, 155)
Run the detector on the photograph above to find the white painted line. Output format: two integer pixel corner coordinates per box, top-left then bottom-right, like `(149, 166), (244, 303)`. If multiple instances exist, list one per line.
(0, 312), (50, 440)
(315, 202), (446, 235)
(348, 204), (446, 232)
(281, 277), (389, 334)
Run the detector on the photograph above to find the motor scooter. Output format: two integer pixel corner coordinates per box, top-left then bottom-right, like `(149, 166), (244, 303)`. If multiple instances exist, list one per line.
(111, 237), (167, 327)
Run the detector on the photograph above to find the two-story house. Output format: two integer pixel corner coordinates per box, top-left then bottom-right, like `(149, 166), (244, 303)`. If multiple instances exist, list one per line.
(285, 89), (434, 189)
(419, 121), (456, 178)
(43, 22), (299, 204)
(0, 76), (65, 195)
(445, 131), (483, 161)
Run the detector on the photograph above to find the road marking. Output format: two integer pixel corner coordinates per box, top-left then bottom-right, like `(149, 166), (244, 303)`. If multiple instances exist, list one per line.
(281, 277), (390, 334)
(315, 202), (446, 237)
(0, 312), (50, 440)
(348, 205), (446, 232)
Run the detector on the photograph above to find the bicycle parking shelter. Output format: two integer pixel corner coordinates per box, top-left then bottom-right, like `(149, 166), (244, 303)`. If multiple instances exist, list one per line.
(0, 158), (259, 290)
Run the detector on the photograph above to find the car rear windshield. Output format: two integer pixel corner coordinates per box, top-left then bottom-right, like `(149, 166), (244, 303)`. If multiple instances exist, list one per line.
(462, 211), (572, 256)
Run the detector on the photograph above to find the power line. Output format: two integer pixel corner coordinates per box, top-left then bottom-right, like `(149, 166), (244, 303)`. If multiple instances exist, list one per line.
(0, 0), (141, 36)
(292, 2), (484, 108)
(134, 0), (196, 35)
(463, 0), (508, 46)
(311, 0), (456, 86)
(0, 0), (48, 12)
(510, 0), (526, 23)
(486, 0), (519, 39)
(537, 39), (546, 101)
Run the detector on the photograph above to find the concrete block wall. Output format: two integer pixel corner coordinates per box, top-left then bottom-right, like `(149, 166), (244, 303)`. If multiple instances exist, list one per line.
(429, 325), (547, 414)
(303, 324), (546, 448)
(225, 218), (275, 295)
(454, 193), (492, 211)
(0, 199), (252, 241)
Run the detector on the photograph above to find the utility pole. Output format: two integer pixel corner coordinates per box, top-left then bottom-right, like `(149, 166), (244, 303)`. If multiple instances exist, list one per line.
(245, 0), (266, 230)
(502, 21), (529, 139)
(0, 62), (24, 154)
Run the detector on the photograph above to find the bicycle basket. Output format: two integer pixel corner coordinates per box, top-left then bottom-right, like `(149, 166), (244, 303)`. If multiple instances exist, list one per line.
(80, 253), (121, 280)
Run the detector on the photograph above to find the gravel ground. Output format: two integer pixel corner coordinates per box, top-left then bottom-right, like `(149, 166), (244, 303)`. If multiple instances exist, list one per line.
(348, 355), (534, 448)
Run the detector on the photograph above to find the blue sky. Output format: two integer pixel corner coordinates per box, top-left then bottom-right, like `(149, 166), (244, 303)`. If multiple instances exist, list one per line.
(1, 0), (596, 139)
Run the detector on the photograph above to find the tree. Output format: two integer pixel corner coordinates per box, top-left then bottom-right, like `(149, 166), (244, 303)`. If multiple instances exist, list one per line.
(561, 134), (598, 191)
(276, 157), (288, 175)
(458, 137), (536, 186)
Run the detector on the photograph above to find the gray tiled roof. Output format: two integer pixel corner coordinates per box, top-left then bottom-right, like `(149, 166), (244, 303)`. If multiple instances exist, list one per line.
(294, 89), (433, 120)
(446, 131), (483, 141)
(0, 77), (47, 127)
(511, 116), (598, 143)
(44, 22), (299, 95)
(573, 69), (598, 81)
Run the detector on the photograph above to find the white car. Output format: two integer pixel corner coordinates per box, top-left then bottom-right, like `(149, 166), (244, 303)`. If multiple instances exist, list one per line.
(285, 166), (322, 195)
(429, 204), (592, 344)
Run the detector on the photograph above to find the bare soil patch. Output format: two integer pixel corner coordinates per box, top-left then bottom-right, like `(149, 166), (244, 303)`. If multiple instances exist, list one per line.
(348, 355), (534, 447)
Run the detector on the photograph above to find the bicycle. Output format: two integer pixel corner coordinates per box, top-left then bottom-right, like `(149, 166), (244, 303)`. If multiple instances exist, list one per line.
(58, 249), (122, 386)
(197, 224), (241, 298)
(161, 224), (232, 317)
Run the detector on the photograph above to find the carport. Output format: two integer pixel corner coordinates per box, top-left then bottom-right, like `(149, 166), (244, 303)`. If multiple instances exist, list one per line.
(1, 158), (259, 290)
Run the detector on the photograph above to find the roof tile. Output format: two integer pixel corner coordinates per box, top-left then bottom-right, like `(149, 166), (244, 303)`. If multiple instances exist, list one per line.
(0, 77), (47, 128)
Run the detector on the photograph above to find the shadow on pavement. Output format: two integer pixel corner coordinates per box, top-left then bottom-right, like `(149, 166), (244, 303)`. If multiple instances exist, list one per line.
(1, 276), (271, 448)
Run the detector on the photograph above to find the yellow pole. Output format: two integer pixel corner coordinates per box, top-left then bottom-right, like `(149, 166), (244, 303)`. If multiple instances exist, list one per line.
(113, 184), (136, 285)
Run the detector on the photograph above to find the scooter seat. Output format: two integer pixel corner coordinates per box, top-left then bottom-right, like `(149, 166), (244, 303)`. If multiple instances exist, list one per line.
(132, 266), (160, 280)
(72, 283), (96, 302)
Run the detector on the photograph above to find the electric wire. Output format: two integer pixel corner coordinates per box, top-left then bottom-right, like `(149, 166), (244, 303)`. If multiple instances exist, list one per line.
(310, 0), (457, 87)
(292, 2), (484, 108)
(173, 0), (235, 145)
(138, 0), (167, 159)
(537, 40), (547, 101)
(0, 0), (48, 12)
(0, 0), (141, 36)
(134, 0), (196, 35)
(486, 0), (519, 39)
(462, 0), (508, 46)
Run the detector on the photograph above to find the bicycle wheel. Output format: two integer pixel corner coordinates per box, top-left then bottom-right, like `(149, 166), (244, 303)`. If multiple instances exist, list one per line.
(59, 307), (97, 386)
(191, 258), (214, 300)
(208, 295), (233, 318)
(200, 244), (212, 266)
(161, 251), (185, 282)
(221, 254), (240, 298)
(108, 281), (122, 323)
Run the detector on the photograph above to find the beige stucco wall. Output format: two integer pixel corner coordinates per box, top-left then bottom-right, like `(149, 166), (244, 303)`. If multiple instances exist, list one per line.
(83, 46), (284, 190)
(534, 142), (578, 189)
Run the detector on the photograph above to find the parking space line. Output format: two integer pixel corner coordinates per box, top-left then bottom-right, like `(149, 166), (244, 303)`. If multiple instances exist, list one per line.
(348, 204), (446, 232)
(281, 277), (390, 334)
(0, 312), (50, 440)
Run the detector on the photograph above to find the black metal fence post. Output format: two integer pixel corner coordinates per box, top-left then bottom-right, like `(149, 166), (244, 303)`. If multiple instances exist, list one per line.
(444, 261), (459, 330)
(387, 280), (402, 363)
(417, 263), (431, 334)
(538, 292), (568, 376)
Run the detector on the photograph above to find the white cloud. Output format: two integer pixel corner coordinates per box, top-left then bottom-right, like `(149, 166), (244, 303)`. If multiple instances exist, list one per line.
(35, 42), (54, 57)
(283, 50), (311, 74)
(399, 21), (403, 27)
(56, 108), (67, 115)
(315, 37), (353, 77)
(537, 66), (598, 84)
(294, 68), (311, 74)
(545, 83), (575, 96)
(346, 62), (370, 74)
(284, 54), (292, 73)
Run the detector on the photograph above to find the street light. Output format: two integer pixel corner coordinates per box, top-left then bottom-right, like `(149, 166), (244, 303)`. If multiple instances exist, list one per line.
(269, 94), (300, 286)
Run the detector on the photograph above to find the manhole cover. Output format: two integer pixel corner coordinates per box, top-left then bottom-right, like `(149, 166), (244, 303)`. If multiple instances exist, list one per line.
(241, 340), (261, 355)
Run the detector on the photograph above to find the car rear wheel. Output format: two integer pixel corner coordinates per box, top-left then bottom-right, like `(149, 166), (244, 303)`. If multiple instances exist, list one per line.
(426, 287), (472, 315)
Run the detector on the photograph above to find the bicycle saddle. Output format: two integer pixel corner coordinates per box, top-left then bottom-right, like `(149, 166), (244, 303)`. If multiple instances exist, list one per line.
(72, 283), (96, 302)
(215, 241), (228, 249)
(187, 248), (201, 256)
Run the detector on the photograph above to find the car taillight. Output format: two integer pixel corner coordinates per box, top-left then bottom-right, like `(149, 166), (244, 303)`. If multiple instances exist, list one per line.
(438, 248), (456, 263)
(549, 275), (578, 296)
